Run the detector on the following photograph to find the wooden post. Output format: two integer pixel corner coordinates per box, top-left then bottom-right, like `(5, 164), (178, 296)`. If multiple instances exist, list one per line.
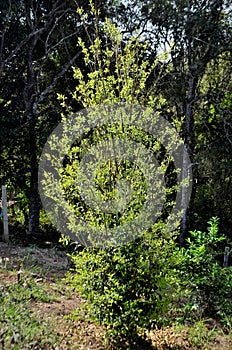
(2, 185), (9, 242)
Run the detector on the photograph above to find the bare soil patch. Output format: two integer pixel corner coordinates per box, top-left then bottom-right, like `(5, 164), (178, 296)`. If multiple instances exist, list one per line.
(0, 241), (70, 278)
(30, 284), (106, 350)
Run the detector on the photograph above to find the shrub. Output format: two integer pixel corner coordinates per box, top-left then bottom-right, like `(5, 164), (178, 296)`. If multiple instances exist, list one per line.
(175, 217), (232, 326)
(67, 229), (181, 344)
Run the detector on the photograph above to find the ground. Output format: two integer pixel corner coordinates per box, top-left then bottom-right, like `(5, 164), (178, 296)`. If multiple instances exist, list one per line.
(0, 241), (231, 349)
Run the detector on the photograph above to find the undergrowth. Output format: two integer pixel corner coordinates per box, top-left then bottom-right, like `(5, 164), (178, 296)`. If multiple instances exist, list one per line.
(0, 269), (58, 349)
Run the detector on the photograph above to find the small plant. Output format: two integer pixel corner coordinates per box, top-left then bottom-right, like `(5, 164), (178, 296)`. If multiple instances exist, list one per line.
(174, 217), (232, 325)
(170, 319), (221, 349)
(188, 319), (217, 347)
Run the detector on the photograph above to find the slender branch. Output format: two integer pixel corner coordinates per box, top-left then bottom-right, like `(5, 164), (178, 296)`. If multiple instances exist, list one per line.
(0, 27), (44, 76)
(0, 1), (76, 76)
(38, 50), (82, 103)
(44, 8), (78, 54)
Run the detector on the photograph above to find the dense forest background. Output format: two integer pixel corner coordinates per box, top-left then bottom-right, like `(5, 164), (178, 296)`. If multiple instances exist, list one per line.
(0, 0), (231, 243)
(0, 1), (232, 348)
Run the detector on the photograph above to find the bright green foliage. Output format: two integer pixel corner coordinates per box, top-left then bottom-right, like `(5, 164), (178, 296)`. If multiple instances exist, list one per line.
(174, 217), (232, 327)
(60, 5), (183, 344)
(67, 232), (180, 342)
(71, 11), (168, 108)
(58, 3), (231, 344)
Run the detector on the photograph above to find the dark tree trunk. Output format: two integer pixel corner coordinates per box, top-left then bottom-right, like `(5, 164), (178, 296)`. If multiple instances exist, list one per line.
(24, 27), (41, 234)
(28, 119), (40, 234)
(179, 69), (198, 246)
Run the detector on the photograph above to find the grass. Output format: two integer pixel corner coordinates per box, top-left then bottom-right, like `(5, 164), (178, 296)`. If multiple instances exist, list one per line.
(0, 268), (59, 349)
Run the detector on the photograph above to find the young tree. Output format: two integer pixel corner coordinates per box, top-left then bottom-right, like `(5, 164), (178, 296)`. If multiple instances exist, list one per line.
(41, 4), (191, 343)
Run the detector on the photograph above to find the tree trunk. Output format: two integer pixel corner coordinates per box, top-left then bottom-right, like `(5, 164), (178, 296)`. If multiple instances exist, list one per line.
(180, 150), (190, 246)
(25, 28), (40, 234)
(28, 119), (40, 234)
(179, 71), (198, 246)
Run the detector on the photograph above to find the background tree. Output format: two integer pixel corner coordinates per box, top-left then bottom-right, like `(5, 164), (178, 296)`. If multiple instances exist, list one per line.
(192, 51), (232, 232)
(0, 0), (110, 234)
(0, 0), (231, 243)
(109, 0), (232, 241)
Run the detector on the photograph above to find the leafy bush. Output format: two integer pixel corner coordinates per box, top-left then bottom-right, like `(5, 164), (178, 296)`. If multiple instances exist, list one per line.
(174, 217), (232, 326)
(67, 230), (181, 344)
